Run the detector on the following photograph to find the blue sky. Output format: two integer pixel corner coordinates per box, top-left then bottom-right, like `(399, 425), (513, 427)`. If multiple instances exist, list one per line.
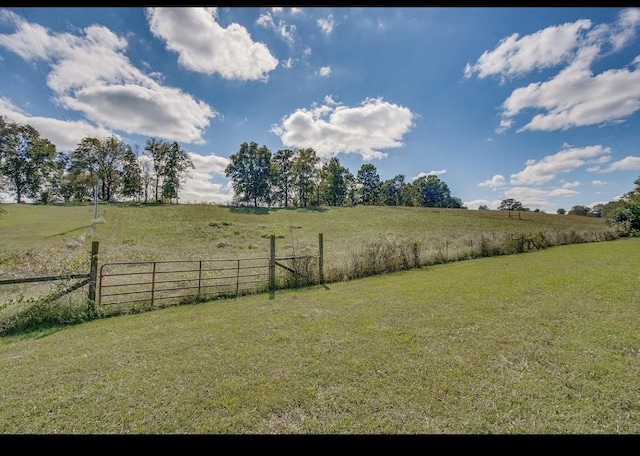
(1, 7), (639, 212)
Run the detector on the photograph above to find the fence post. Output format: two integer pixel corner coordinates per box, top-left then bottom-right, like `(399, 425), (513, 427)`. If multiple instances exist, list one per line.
(87, 241), (99, 316)
(318, 233), (324, 284)
(269, 235), (276, 292)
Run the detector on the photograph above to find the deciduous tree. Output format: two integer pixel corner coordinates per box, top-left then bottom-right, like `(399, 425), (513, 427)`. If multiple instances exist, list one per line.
(0, 120), (56, 203)
(357, 163), (381, 206)
(225, 142), (272, 207)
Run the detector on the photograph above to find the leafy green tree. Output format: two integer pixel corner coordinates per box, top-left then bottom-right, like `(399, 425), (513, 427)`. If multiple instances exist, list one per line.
(557, 208), (566, 215)
(319, 157), (349, 206)
(145, 137), (169, 203)
(161, 141), (193, 204)
(121, 144), (143, 202)
(498, 198), (524, 211)
(379, 174), (406, 206)
(413, 174), (455, 208)
(97, 136), (130, 202)
(478, 204), (489, 210)
(270, 149), (295, 208)
(568, 205), (591, 216)
(0, 120), (57, 203)
(357, 163), (381, 206)
(292, 148), (319, 207)
(345, 171), (357, 207)
(604, 176), (640, 236)
(399, 181), (418, 207)
(62, 137), (100, 202)
(225, 142), (272, 207)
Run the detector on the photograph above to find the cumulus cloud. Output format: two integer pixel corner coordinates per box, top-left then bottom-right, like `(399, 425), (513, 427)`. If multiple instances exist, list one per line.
(413, 170), (446, 181)
(599, 155), (640, 172)
(465, 8), (640, 133)
(271, 96), (415, 160)
(318, 15), (335, 35)
(464, 199), (491, 209)
(318, 66), (331, 77)
(464, 19), (591, 82)
(503, 186), (553, 209)
(0, 97), (115, 151)
(0, 9), (216, 144)
(478, 174), (506, 188)
(592, 179), (607, 185)
(502, 53), (640, 132)
(146, 7), (278, 80)
(179, 152), (233, 204)
(256, 9), (296, 45)
(510, 145), (611, 185)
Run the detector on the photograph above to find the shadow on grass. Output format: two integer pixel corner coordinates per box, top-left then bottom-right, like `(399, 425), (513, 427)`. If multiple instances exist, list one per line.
(229, 205), (329, 215)
(45, 224), (93, 239)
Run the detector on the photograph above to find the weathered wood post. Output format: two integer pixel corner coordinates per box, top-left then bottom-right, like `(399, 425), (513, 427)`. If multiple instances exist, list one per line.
(88, 241), (99, 316)
(269, 235), (276, 292)
(318, 233), (324, 284)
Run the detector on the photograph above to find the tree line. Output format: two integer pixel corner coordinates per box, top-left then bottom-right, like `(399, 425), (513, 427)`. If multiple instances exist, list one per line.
(225, 141), (465, 209)
(0, 116), (193, 204)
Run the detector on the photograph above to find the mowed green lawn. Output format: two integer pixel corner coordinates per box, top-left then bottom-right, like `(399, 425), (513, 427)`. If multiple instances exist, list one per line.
(1, 237), (638, 434)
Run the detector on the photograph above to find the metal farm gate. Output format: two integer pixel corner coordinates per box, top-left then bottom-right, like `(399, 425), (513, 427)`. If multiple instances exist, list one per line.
(98, 234), (324, 311)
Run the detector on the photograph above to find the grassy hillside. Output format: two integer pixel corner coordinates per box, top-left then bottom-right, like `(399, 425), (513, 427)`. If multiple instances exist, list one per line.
(0, 202), (615, 328)
(1, 201), (613, 270)
(1, 238), (638, 434)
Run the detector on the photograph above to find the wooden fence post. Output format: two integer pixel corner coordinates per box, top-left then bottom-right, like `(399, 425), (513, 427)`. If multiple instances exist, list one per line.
(88, 241), (99, 316)
(318, 233), (324, 284)
(269, 235), (276, 292)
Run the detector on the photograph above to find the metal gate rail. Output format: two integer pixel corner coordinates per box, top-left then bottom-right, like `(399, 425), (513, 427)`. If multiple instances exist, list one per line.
(99, 257), (270, 308)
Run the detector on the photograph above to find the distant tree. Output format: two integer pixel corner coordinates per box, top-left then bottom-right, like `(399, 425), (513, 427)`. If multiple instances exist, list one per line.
(379, 174), (406, 206)
(161, 141), (193, 204)
(498, 198), (524, 211)
(97, 135), (130, 202)
(413, 174), (458, 208)
(225, 142), (272, 207)
(61, 137), (99, 202)
(400, 181), (418, 207)
(121, 144), (143, 202)
(292, 148), (319, 207)
(0, 120), (57, 203)
(568, 205), (591, 216)
(357, 163), (381, 205)
(319, 157), (350, 206)
(557, 208), (566, 215)
(270, 149), (295, 208)
(145, 137), (169, 203)
(604, 175), (640, 236)
(589, 203), (604, 218)
(345, 171), (357, 207)
(478, 204), (489, 210)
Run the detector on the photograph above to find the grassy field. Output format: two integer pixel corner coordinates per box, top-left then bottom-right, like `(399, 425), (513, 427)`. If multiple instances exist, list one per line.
(0, 202), (614, 317)
(1, 237), (638, 434)
(0, 201), (613, 272)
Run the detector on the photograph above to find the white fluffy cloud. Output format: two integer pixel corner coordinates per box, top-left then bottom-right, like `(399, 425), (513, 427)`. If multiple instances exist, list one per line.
(179, 153), (232, 204)
(599, 155), (640, 172)
(478, 174), (506, 188)
(146, 7), (278, 81)
(464, 19), (591, 82)
(271, 96), (415, 160)
(0, 9), (216, 144)
(465, 8), (640, 133)
(0, 97), (115, 151)
(510, 145), (611, 185)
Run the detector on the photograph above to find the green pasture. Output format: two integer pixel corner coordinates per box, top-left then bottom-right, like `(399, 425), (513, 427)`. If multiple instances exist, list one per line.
(1, 238), (638, 433)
